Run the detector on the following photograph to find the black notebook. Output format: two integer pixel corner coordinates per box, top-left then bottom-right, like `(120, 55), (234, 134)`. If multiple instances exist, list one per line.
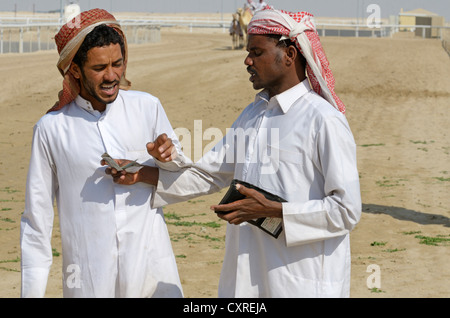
(217, 179), (285, 238)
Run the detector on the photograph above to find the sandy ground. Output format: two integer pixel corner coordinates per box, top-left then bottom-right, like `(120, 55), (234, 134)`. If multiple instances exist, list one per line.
(0, 27), (449, 298)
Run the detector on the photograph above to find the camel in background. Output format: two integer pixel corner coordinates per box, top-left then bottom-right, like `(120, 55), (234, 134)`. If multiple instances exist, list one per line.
(229, 13), (243, 50)
(236, 7), (253, 49)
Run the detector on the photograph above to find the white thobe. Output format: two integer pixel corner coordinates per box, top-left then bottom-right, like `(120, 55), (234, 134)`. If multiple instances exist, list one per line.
(153, 80), (361, 297)
(21, 90), (184, 298)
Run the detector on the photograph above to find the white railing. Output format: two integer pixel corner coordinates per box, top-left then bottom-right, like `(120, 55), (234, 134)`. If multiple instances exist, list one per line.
(317, 23), (450, 39)
(0, 21), (161, 54)
(1, 16), (449, 54)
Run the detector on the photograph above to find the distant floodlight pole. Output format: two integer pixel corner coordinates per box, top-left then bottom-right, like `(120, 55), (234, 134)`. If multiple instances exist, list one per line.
(356, 0), (359, 25)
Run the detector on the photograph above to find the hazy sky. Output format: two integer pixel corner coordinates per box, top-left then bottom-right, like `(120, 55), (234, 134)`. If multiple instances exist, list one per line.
(2, 0), (450, 20)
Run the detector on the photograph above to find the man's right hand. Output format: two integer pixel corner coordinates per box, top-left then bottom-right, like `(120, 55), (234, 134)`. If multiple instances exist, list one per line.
(146, 133), (176, 162)
(102, 159), (159, 186)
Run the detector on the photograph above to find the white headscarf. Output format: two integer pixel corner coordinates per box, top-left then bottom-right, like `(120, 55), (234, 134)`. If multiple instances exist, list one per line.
(248, 9), (346, 114)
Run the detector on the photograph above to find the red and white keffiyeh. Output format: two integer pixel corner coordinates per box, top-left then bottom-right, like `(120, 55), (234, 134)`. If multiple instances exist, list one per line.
(247, 9), (346, 114)
(48, 8), (131, 113)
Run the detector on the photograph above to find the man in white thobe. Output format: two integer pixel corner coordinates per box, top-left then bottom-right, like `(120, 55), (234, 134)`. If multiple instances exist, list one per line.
(21, 9), (184, 298)
(146, 9), (361, 297)
(247, 0), (268, 14)
(152, 78), (360, 297)
(106, 8), (361, 297)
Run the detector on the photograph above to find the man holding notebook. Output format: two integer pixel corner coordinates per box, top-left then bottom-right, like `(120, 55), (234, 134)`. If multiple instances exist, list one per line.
(108, 8), (361, 297)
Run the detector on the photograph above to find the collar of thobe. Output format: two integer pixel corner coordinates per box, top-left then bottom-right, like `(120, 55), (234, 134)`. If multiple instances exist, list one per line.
(75, 95), (111, 117)
(256, 79), (312, 114)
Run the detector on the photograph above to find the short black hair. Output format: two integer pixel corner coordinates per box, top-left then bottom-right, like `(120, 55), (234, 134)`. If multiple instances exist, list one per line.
(72, 24), (125, 67)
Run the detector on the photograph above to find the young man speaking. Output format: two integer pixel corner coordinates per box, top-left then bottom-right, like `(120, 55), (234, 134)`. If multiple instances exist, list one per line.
(21, 9), (184, 298)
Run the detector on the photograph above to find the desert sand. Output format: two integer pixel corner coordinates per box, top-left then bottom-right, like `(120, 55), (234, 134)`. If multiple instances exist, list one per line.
(0, 25), (449, 298)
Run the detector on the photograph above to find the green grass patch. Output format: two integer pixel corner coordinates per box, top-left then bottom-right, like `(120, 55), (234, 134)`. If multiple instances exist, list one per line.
(0, 257), (21, 272)
(409, 140), (434, 144)
(402, 230), (422, 235)
(434, 177), (450, 182)
(187, 199), (206, 204)
(167, 220), (221, 228)
(382, 248), (406, 253)
(197, 234), (222, 242)
(375, 176), (407, 187)
(0, 257), (20, 264)
(165, 212), (181, 220)
(360, 143), (385, 147)
(0, 187), (19, 194)
(414, 235), (450, 246)
(370, 287), (385, 293)
(370, 241), (387, 246)
(0, 218), (15, 223)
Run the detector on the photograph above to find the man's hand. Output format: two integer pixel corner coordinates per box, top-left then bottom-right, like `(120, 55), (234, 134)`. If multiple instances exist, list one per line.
(147, 133), (176, 162)
(211, 183), (283, 225)
(101, 158), (140, 185)
(101, 158), (160, 186)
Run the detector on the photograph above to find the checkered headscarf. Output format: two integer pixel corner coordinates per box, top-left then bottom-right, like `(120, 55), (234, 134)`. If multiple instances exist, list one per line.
(48, 8), (131, 113)
(248, 9), (345, 114)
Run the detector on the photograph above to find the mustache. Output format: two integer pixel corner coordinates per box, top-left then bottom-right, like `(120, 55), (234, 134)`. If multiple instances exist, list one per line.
(101, 80), (120, 86)
(247, 66), (257, 75)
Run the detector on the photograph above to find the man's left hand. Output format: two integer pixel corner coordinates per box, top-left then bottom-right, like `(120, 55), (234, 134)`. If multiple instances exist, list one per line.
(211, 183), (283, 225)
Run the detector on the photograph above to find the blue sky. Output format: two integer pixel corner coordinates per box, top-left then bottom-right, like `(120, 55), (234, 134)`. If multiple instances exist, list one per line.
(2, 0), (449, 20)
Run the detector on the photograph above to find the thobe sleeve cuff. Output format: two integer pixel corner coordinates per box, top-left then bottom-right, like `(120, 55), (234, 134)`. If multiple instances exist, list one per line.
(151, 169), (188, 208)
(282, 202), (326, 247)
(151, 154), (194, 207)
(151, 178), (170, 208)
(282, 201), (349, 247)
(153, 153), (191, 172)
(21, 267), (50, 298)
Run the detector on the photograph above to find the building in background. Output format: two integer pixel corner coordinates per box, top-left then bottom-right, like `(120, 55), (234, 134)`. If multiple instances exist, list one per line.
(398, 8), (445, 38)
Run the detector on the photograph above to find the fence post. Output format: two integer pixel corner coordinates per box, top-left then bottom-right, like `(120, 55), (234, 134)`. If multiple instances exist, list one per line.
(0, 28), (3, 54)
(47, 27), (50, 50)
(37, 26), (41, 51)
(19, 27), (23, 53)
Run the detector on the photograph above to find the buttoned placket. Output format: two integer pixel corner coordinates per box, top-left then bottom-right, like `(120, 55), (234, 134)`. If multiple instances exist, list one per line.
(241, 102), (266, 180)
(235, 97), (279, 292)
(245, 97), (279, 178)
(77, 96), (128, 285)
(94, 105), (129, 275)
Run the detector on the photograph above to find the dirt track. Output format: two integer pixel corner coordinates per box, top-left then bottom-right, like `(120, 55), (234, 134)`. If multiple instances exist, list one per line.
(0, 29), (449, 298)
